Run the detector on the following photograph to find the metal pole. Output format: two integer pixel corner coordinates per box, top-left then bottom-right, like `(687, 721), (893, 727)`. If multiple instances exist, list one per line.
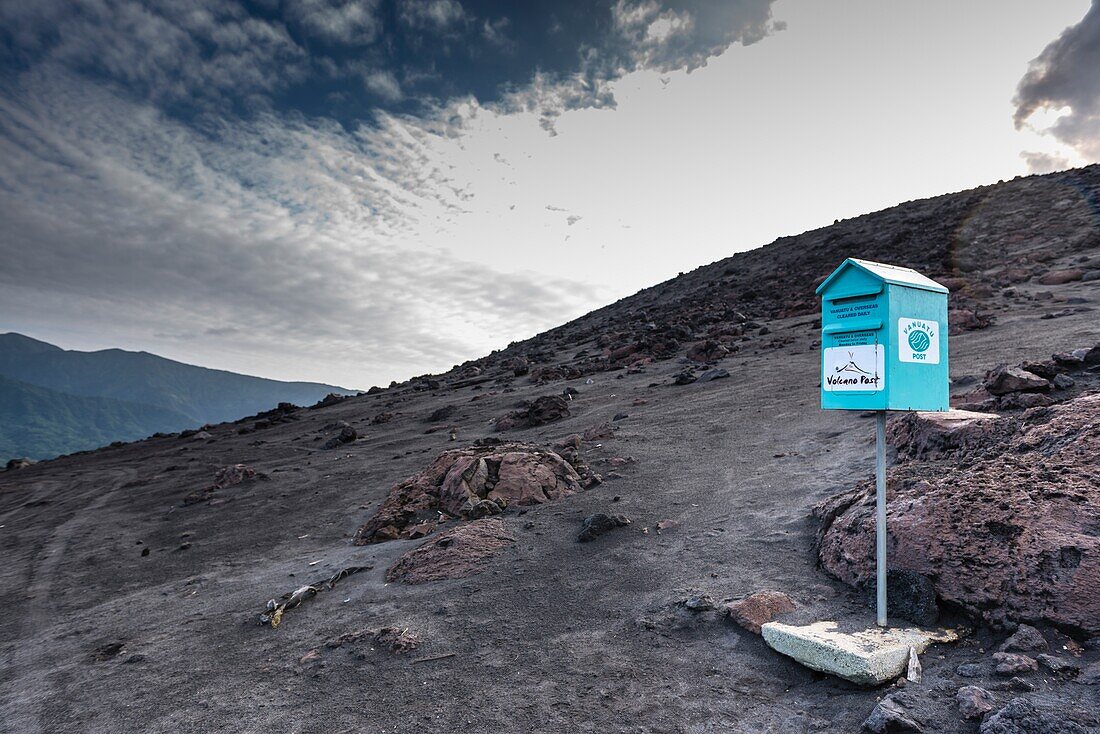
(876, 410), (888, 627)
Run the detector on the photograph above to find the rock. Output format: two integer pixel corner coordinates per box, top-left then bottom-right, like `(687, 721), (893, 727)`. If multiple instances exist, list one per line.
(683, 595), (716, 612)
(956, 663), (984, 678)
(183, 464), (263, 505)
(355, 443), (585, 543)
(1035, 268), (1085, 285)
(1035, 654), (1080, 680)
(979, 697), (1089, 734)
(385, 518), (515, 584)
(999, 624), (1047, 653)
(582, 422), (614, 441)
(862, 697), (923, 733)
(1052, 352), (1085, 369)
(949, 308), (993, 334)
(998, 393), (1054, 410)
(426, 405), (456, 422)
(995, 677), (1036, 692)
(956, 685), (995, 719)
(724, 590), (797, 634)
(371, 412), (394, 424)
(760, 620), (957, 685)
(494, 395), (570, 432)
(984, 365), (1049, 395)
(686, 340), (729, 362)
(992, 653), (1038, 676)
(321, 422), (357, 449)
(371, 626), (421, 653)
(673, 370), (697, 385)
(887, 410), (1002, 460)
(816, 393), (1100, 634)
(696, 368), (730, 383)
(1051, 374), (1075, 390)
(577, 513), (631, 542)
(1077, 661), (1100, 685)
(5, 457), (32, 471)
(885, 570), (939, 626)
(1084, 344), (1100, 366)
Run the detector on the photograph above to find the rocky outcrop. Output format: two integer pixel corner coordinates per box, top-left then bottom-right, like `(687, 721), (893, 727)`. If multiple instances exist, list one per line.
(355, 443), (586, 544)
(816, 392), (1100, 634)
(385, 518), (516, 584)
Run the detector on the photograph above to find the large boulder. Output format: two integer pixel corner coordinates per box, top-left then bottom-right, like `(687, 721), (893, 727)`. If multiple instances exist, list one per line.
(816, 393), (1100, 634)
(355, 443), (585, 544)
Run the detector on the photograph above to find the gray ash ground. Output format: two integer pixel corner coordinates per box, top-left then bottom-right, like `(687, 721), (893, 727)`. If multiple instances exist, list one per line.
(2, 166), (1099, 733)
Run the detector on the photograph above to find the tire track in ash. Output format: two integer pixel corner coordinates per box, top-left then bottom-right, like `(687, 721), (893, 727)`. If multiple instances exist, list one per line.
(0, 466), (135, 734)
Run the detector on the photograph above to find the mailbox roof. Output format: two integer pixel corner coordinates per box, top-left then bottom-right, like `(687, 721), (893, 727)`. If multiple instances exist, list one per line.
(815, 258), (948, 295)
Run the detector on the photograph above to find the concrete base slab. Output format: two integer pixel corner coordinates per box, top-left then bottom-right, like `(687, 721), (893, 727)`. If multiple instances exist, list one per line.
(761, 620), (959, 685)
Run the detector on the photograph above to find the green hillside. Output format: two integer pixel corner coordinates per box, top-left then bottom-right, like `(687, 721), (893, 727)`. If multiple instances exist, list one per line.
(0, 333), (356, 461)
(0, 375), (193, 460)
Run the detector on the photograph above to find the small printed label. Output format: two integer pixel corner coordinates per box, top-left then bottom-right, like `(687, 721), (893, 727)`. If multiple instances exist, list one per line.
(898, 318), (940, 364)
(823, 344), (884, 392)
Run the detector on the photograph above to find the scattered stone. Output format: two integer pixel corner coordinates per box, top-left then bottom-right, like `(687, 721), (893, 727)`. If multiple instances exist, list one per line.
(91, 642), (125, 661)
(385, 518), (515, 584)
(1035, 654), (1080, 680)
(984, 365), (1049, 396)
(371, 626), (421, 653)
(371, 412), (395, 424)
(956, 685), (995, 719)
(682, 595), (716, 612)
(1035, 268), (1085, 285)
(978, 697), (1088, 734)
(673, 370), (697, 386)
(995, 677), (1036, 692)
(724, 591), (797, 634)
(956, 663), (984, 678)
(582, 422), (614, 441)
(999, 624), (1047, 653)
(4, 457), (32, 471)
(494, 395), (570, 432)
(696, 368), (730, 383)
(1078, 661), (1100, 685)
(1051, 374), (1075, 389)
(322, 422), (358, 450)
(654, 519), (679, 534)
(183, 464), (263, 505)
(992, 652), (1038, 676)
(426, 405), (456, 423)
(577, 513), (631, 542)
(863, 697), (923, 733)
(760, 620), (957, 685)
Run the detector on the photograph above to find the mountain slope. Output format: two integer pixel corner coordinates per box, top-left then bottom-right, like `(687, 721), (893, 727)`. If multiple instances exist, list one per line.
(0, 333), (354, 425)
(0, 375), (193, 460)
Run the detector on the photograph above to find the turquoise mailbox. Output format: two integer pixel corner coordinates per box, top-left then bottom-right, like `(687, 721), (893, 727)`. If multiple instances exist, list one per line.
(816, 258), (949, 412)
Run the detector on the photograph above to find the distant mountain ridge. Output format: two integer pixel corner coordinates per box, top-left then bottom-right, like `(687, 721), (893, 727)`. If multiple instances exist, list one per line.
(0, 333), (354, 460)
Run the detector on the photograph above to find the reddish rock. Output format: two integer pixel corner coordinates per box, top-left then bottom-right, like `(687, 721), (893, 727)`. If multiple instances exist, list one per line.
(355, 443), (584, 544)
(385, 518), (516, 584)
(956, 686), (995, 719)
(183, 464), (262, 505)
(886, 409), (1004, 460)
(723, 591), (796, 634)
(686, 340), (730, 362)
(983, 365), (1049, 395)
(948, 308), (993, 335)
(815, 392), (1100, 634)
(1036, 268), (1085, 285)
(992, 652), (1038, 676)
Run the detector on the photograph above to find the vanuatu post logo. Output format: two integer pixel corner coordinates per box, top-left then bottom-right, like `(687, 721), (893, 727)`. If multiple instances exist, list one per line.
(898, 318), (939, 364)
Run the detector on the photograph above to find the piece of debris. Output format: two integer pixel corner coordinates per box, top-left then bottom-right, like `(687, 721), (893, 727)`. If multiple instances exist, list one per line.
(259, 565), (372, 628)
(906, 645), (922, 683)
(760, 620), (958, 685)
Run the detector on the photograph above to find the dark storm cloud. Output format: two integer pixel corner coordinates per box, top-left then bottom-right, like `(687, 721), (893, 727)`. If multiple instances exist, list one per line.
(1014, 0), (1100, 163)
(0, 0), (780, 384)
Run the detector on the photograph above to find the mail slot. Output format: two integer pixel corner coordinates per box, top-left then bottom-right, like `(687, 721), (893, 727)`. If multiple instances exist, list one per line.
(816, 258), (949, 411)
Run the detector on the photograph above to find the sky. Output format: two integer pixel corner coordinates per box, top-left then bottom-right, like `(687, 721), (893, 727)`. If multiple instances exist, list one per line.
(0, 0), (1097, 389)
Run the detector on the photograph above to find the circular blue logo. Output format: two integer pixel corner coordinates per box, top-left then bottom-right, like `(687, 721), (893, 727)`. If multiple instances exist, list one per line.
(908, 330), (931, 353)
